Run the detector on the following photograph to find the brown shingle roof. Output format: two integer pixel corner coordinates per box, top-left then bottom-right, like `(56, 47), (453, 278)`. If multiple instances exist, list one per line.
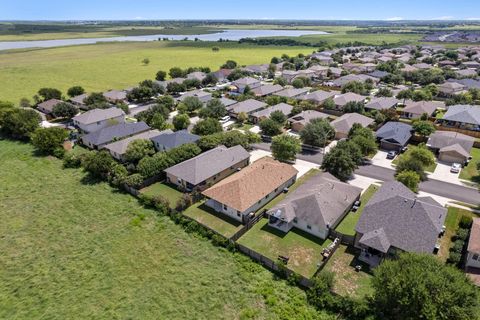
(468, 218), (480, 255)
(202, 157), (298, 212)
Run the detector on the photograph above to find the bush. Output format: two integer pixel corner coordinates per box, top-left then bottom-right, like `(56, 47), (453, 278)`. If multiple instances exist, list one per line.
(152, 195), (171, 215)
(175, 193), (193, 211)
(459, 215), (473, 229)
(448, 252), (462, 265)
(124, 174), (144, 189)
(63, 152), (84, 168)
(451, 239), (465, 253)
(211, 234), (228, 247)
(455, 228), (469, 241)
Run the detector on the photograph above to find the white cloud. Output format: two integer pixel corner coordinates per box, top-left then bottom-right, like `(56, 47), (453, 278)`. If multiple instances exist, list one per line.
(385, 17), (404, 21)
(134, 16), (144, 20)
(466, 17), (480, 21)
(432, 16), (454, 20)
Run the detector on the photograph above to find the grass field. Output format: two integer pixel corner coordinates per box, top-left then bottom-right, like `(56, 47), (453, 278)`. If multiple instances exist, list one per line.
(0, 41), (312, 104)
(460, 148), (480, 183)
(0, 139), (333, 319)
(139, 182), (184, 207)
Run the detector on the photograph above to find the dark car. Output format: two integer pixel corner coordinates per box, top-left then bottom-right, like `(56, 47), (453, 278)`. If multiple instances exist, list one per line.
(386, 150), (397, 160)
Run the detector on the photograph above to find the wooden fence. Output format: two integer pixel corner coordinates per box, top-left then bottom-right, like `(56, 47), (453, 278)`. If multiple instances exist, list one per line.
(435, 125), (480, 139)
(328, 229), (356, 246)
(230, 211), (266, 242)
(312, 238), (341, 278)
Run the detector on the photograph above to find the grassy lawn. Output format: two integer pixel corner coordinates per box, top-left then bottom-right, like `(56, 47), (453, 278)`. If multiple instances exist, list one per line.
(335, 185), (379, 236)
(321, 245), (374, 299)
(0, 41), (312, 103)
(460, 148), (480, 183)
(139, 182), (184, 207)
(183, 201), (243, 238)
(0, 139), (330, 319)
(238, 219), (332, 278)
(437, 206), (477, 262)
(235, 123), (254, 131)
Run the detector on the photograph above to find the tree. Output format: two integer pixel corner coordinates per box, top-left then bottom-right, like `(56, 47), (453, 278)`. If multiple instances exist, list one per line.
(237, 112), (248, 124)
(124, 139), (155, 164)
(292, 78), (305, 88)
(52, 102), (78, 119)
(376, 87), (393, 97)
(84, 92), (107, 106)
(82, 150), (116, 179)
(299, 118), (335, 147)
(167, 143), (202, 164)
(321, 142), (360, 181)
(142, 58), (150, 65)
(67, 86), (85, 98)
(371, 253), (478, 320)
(0, 108), (41, 139)
(137, 153), (174, 178)
(166, 82), (186, 94)
(19, 98), (31, 108)
(396, 144), (435, 181)
(127, 86), (154, 103)
(343, 101), (365, 114)
(139, 79), (165, 95)
(198, 99), (226, 119)
(149, 113), (171, 131)
(202, 73), (218, 86)
(322, 98), (336, 110)
(221, 60), (237, 69)
(172, 114), (190, 131)
(136, 104), (170, 126)
(396, 170), (421, 192)
(37, 88), (62, 101)
(211, 46), (220, 52)
(259, 118), (282, 136)
(182, 96), (203, 113)
(192, 118), (222, 135)
(169, 67), (185, 78)
(271, 135), (300, 162)
(270, 110), (287, 125)
(183, 78), (202, 89)
(124, 173), (144, 189)
(155, 70), (167, 81)
(31, 127), (68, 156)
(342, 81), (368, 95)
(412, 120), (436, 137)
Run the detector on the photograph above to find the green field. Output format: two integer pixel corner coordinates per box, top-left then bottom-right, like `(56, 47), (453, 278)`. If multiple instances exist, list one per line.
(0, 139), (333, 319)
(140, 182), (184, 207)
(0, 41), (312, 104)
(460, 148), (480, 183)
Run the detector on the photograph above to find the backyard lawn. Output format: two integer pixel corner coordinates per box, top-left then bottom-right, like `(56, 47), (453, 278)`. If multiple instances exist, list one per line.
(183, 201), (243, 238)
(238, 219), (331, 278)
(334, 184), (379, 236)
(140, 182), (184, 207)
(321, 245), (374, 299)
(460, 148), (480, 183)
(0, 139), (328, 319)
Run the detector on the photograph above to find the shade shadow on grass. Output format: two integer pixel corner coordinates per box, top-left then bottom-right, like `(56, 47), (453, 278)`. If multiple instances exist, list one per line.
(192, 203), (243, 228)
(259, 221), (330, 247)
(345, 246), (374, 276)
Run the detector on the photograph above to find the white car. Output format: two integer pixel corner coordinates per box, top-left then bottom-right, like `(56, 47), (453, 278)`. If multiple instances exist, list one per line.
(450, 163), (461, 173)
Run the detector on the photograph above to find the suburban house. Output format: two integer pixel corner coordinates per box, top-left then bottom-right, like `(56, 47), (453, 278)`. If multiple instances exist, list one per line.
(232, 77), (261, 93)
(274, 88), (310, 99)
(402, 100), (445, 119)
(186, 71), (207, 82)
(299, 90), (338, 105)
(251, 84), (283, 97)
(218, 97), (238, 109)
(70, 93), (89, 109)
(288, 110), (330, 132)
(306, 65), (329, 78)
(466, 218), (480, 270)
(364, 97), (399, 111)
(37, 98), (64, 116)
(80, 121), (150, 149)
(103, 129), (164, 161)
(438, 82), (466, 97)
(178, 90), (212, 104)
(426, 131), (475, 164)
(202, 157), (298, 224)
(212, 69), (232, 83)
(164, 145), (250, 192)
(440, 105), (480, 131)
(375, 121), (413, 150)
(150, 129), (200, 151)
(267, 172), (361, 239)
(227, 99), (267, 118)
(333, 92), (366, 110)
(250, 103), (293, 123)
(103, 90), (128, 103)
(455, 69), (478, 78)
(72, 107), (125, 133)
(330, 113), (374, 140)
(354, 181), (447, 267)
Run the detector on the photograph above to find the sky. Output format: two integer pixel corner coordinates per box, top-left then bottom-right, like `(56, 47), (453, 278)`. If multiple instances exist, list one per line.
(1, 0), (480, 21)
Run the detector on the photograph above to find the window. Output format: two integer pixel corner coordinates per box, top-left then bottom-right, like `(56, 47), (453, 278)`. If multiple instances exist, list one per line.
(265, 194), (269, 199)
(223, 204), (227, 211)
(293, 218), (298, 224)
(474, 254), (480, 261)
(307, 225), (312, 230)
(275, 188), (278, 192)
(237, 213), (241, 217)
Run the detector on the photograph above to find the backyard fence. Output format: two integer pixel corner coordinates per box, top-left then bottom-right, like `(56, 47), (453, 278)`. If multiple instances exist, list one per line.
(435, 125), (480, 139)
(328, 230), (355, 246)
(312, 238), (341, 278)
(123, 184), (140, 197)
(230, 211), (266, 241)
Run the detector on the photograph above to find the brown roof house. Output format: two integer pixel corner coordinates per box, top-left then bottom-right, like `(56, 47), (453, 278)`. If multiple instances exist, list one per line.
(365, 97), (399, 111)
(354, 181), (447, 267)
(164, 145), (250, 192)
(103, 90), (128, 103)
(402, 100), (445, 119)
(466, 218), (480, 270)
(228, 99), (267, 118)
(438, 82), (467, 97)
(274, 88), (310, 99)
(288, 110), (330, 132)
(333, 92), (366, 110)
(331, 113), (374, 139)
(202, 157), (298, 224)
(250, 103), (293, 124)
(426, 131), (475, 164)
(37, 99), (64, 116)
(267, 172), (361, 239)
(299, 90), (338, 105)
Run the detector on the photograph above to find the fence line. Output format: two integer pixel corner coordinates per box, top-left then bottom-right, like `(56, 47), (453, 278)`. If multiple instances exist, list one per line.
(435, 125), (480, 139)
(312, 238), (341, 278)
(230, 211), (266, 242)
(328, 229), (355, 246)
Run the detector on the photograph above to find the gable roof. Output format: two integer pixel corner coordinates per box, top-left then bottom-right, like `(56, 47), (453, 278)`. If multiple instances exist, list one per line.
(288, 110), (330, 126)
(164, 145), (250, 186)
(365, 97), (399, 111)
(103, 90), (127, 101)
(442, 105), (480, 126)
(202, 157), (298, 212)
(72, 107), (125, 125)
(468, 218), (480, 255)
(274, 88), (309, 98)
(37, 99), (64, 114)
(300, 90), (338, 103)
(103, 129), (164, 156)
(251, 84), (283, 96)
(267, 172), (361, 229)
(251, 103), (293, 119)
(355, 181), (446, 254)
(331, 113), (374, 134)
(426, 131), (475, 154)
(150, 130), (200, 151)
(333, 92), (366, 107)
(403, 100), (445, 116)
(218, 97), (238, 107)
(229, 99), (267, 114)
(233, 77), (260, 86)
(70, 93), (89, 105)
(178, 89), (212, 101)
(376, 122), (412, 146)
(82, 121), (150, 147)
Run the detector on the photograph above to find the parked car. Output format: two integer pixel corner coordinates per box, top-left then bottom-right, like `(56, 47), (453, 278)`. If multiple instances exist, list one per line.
(450, 163), (461, 173)
(352, 200), (362, 212)
(386, 151), (397, 160)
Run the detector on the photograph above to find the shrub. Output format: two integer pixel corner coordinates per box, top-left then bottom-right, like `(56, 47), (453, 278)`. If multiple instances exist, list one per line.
(455, 228), (469, 241)
(459, 215), (473, 229)
(175, 194), (193, 211)
(451, 240), (465, 253)
(211, 234), (228, 247)
(448, 252), (461, 265)
(152, 195), (170, 215)
(124, 174), (144, 189)
(63, 152), (83, 168)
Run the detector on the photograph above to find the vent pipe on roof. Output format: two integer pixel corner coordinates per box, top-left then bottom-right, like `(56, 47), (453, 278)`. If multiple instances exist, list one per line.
(411, 199), (417, 208)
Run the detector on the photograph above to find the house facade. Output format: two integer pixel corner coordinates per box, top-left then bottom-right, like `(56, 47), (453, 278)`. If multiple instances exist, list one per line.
(72, 107), (126, 133)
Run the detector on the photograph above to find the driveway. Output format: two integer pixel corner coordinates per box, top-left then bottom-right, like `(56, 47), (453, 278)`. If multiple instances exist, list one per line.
(428, 161), (462, 186)
(370, 150), (396, 170)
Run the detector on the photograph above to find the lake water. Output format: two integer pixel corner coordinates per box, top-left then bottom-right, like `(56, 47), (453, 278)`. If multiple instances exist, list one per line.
(0, 29), (328, 51)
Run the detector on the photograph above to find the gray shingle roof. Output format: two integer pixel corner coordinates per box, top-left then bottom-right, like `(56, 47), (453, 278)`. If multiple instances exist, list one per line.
(72, 107), (125, 125)
(229, 99), (267, 114)
(274, 88), (309, 98)
(164, 145), (250, 186)
(365, 97), (399, 111)
(104, 129), (164, 156)
(426, 131), (474, 154)
(150, 130), (200, 151)
(81, 121), (150, 147)
(355, 181), (446, 254)
(331, 113), (374, 135)
(300, 90), (338, 103)
(333, 92), (366, 107)
(251, 103), (293, 119)
(403, 100), (445, 116)
(251, 84), (283, 96)
(442, 105), (480, 126)
(376, 122), (412, 146)
(288, 110), (330, 126)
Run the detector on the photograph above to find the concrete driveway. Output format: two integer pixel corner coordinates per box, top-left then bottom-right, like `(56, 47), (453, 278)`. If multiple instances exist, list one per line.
(428, 161), (462, 185)
(370, 150), (396, 170)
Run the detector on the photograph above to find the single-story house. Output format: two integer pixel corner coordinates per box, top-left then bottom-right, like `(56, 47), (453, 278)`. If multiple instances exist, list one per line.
(70, 93), (89, 108)
(186, 71), (207, 82)
(164, 145), (250, 192)
(242, 64), (270, 74)
(150, 129), (200, 152)
(455, 69), (478, 79)
(274, 88), (310, 99)
(438, 82), (466, 97)
(178, 90), (212, 104)
(104, 129), (164, 161)
(332, 74), (378, 87)
(448, 78), (480, 90)
(218, 97), (238, 108)
(375, 121), (413, 151)
(267, 172), (361, 239)
(354, 181), (447, 267)
(331, 113), (374, 140)
(202, 157), (298, 224)
(333, 92), (366, 110)
(365, 97), (400, 111)
(72, 107), (126, 133)
(426, 131), (475, 164)
(81, 121), (150, 149)
(37, 99), (64, 116)
(251, 84), (283, 97)
(250, 103), (293, 123)
(288, 110), (330, 132)
(228, 99), (267, 118)
(402, 100), (445, 119)
(306, 65), (329, 78)
(212, 69), (232, 82)
(103, 90), (128, 103)
(466, 218), (480, 270)
(367, 70), (390, 79)
(440, 104), (480, 131)
(232, 77), (261, 93)
(299, 90), (338, 105)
